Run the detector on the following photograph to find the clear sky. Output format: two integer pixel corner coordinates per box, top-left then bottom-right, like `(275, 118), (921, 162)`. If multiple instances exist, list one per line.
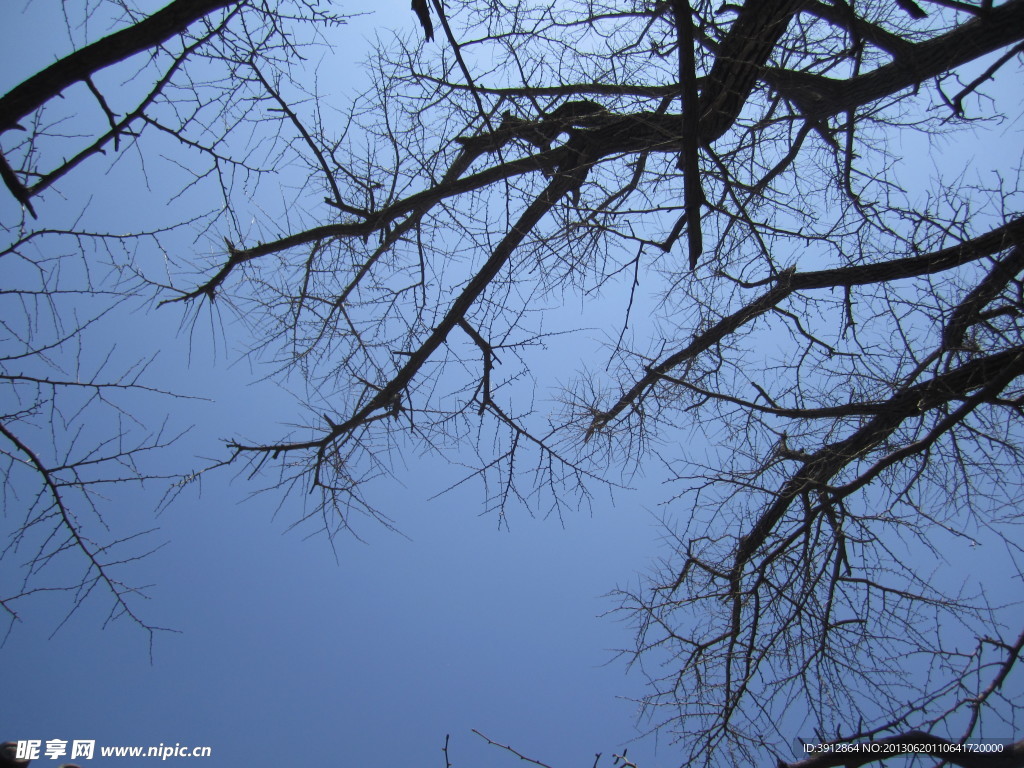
(2, 458), (670, 766)
(0, 2), (676, 766)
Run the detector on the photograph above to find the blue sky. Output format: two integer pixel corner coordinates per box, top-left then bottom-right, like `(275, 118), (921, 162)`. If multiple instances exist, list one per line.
(3, 456), (670, 765)
(3, 2), (1023, 767)
(0, 2), (678, 766)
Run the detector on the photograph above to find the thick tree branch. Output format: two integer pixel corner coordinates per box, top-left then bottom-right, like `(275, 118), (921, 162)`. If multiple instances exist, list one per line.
(0, 0), (236, 133)
(733, 344), (1024, 579)
(697, 0), (808, 143)
(229, 152), (597, 463)
(767, 0), (1024, 117)
(670, 0), (705, 269)
(590, 216), (1024, 434)
(803, 1), (915, 60)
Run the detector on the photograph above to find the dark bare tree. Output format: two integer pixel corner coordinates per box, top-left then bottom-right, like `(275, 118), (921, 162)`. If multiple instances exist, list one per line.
(3, 0), (1024, 765)
(0, 0), (356, 639)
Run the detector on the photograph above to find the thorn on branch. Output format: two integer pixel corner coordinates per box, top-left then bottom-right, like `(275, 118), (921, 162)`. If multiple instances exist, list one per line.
(442, 734), (452, 768)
